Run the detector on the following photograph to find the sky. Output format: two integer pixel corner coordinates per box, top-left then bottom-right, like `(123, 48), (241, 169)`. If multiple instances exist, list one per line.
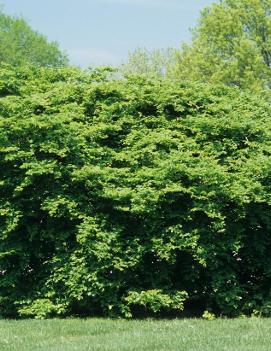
(1, 0), (215, 67)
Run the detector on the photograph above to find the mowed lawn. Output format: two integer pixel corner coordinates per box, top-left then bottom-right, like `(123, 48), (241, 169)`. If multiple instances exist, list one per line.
(1, 318), (271, 351)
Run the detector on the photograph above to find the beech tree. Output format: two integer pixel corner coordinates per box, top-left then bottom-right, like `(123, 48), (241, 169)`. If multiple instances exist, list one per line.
(1, 64), (271, 318)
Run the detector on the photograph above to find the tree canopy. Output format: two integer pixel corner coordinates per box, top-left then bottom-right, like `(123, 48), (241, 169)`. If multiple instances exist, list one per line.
(121, 48), (176, 78)
(172, 0), (271, 91)
(0, 11), (68, 68)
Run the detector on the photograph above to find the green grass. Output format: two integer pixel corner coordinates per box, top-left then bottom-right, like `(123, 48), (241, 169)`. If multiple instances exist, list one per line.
(1, 318), (271, 351)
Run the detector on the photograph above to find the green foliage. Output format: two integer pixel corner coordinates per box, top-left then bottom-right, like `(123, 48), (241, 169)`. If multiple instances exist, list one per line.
(202, 310), (216, 321)
(123, 0), (271, 94)
(173, 0), (271, 91)
(0, 64), (271, 318)
(17, 299), (67, 319)
(123, 290), (187, 317)
(0, 10), (68, 68)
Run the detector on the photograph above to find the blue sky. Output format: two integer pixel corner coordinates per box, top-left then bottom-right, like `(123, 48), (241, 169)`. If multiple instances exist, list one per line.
(1, 0), (215, 67)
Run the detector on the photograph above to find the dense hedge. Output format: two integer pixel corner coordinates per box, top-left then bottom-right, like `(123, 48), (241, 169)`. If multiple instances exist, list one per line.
(0, 64), (271, 318)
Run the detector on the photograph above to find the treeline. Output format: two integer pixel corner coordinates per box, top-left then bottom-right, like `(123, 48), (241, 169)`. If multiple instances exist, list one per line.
(1, 1), (271, 318)
(123, 0), (271, 94)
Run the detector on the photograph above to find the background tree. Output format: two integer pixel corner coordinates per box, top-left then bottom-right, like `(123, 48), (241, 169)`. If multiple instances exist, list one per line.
(173, 0), (271, 91)
(0, 10), (68, 67)
(122, 0), (271, 93)
(121, 48), (176, 78)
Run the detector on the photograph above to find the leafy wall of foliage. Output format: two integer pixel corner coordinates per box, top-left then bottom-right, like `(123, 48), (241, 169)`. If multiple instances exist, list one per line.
(1, 64), (271, 318)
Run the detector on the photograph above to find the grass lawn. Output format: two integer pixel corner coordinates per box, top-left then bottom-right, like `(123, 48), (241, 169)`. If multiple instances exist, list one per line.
(1, 318), (271, 351)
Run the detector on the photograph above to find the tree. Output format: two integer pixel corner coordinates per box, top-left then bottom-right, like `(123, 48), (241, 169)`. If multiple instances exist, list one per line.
(173, 0), (271, 91)
(0, 11), (68, 67)
(120, 48), (177, 78)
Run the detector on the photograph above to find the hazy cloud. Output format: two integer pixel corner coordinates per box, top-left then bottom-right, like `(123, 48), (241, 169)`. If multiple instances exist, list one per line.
(69, 48), (121, 67)
(98, 0), (183, 8)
